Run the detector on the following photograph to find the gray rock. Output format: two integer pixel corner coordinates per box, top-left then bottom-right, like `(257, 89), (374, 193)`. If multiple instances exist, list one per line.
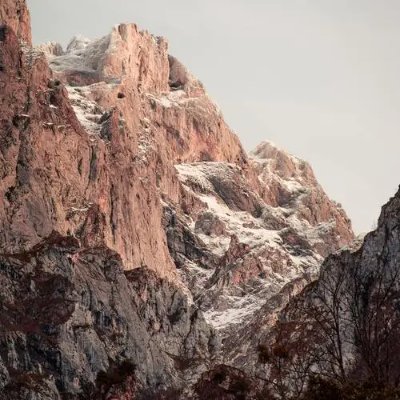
(0, 232), (217, 399)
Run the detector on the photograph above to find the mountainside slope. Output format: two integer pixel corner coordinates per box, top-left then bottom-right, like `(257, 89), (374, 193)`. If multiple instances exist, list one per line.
(0, 234), (217, 399)
(236, 187), (400, 399)
(31, 16), (354, 343)
(167, 141), (352, 340)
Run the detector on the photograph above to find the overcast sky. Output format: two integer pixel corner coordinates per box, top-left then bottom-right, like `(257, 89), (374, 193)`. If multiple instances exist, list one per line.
(28, 0), (400, 233)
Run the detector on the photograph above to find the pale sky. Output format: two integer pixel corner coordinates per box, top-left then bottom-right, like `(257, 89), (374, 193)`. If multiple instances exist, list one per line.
(28, 0), (400, 233)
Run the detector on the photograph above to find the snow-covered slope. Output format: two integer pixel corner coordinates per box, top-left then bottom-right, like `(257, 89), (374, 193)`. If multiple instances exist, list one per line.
(167, 145), (353, 342)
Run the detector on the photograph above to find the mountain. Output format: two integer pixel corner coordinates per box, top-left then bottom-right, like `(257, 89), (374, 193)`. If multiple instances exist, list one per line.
(4, 1), (396, 399)
(241, 187), (400, 399)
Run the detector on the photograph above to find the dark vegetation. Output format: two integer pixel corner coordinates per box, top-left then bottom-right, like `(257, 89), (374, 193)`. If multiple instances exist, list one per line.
(195, 236), (400, 400)
(251, 243), (400, 400)
(80, 360), (137, 399)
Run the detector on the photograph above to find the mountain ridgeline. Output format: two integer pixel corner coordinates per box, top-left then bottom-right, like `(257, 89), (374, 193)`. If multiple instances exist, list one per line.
(0, 1), (399, 399)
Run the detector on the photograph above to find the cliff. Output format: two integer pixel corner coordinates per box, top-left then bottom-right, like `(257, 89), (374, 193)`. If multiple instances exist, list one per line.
(0, 0), (31, 44)
(0, 1), (359, 398)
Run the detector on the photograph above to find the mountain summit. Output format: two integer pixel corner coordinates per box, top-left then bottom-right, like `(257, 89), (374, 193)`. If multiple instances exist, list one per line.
(5, 1), (397, 399)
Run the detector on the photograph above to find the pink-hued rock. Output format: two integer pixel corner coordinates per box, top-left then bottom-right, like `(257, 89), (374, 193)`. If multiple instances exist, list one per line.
(250, 141), (353, 255)
(171, 155), (353, 337)
(0, 1), (360, 397)
(28, 21), (247, 279)
(0, 0), (31, 44)
(95, 23), (170, 92)
(0, 12), (176, 278)
(1, 0), (354, 316)
(0, 4), (249, 281)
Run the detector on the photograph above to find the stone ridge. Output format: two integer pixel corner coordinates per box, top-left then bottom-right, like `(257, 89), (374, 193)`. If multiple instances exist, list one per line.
(250, 141), (353, 255)
(45, 26), (247, 165)
(169, 150), (352, 340)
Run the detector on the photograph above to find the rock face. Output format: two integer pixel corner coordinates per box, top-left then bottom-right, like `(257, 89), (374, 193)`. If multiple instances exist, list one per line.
(232, 188), (400, 398)
(0, 1), (359, 398)
(0, 13), (177, 278)
(0, 0), (31, 44)
(169, 150), (353, 341)
(250, 141), (353, 257)
(35, 42), (64, 58)
(0, 233), (217, 399)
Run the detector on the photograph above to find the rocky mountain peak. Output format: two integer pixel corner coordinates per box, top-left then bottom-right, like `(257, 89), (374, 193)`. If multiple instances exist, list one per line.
(249, 140), (353, 255)
(0, 2), (375, 399)
(251, 140), (315, 182)
(66, 34), (92, 53)
(251, 140), (286, 159)
(47, 23), (170, 92)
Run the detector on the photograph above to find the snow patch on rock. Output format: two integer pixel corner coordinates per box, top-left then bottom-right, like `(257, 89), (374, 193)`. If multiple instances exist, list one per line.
(175, 162), (324, 333)
(67, 86), (103, 136)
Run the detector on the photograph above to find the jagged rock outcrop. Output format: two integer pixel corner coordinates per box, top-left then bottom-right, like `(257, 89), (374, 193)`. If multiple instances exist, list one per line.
(45, 25), (246, 165)
(0, 0), (31, 44)
(0, 9), (177, 278)
(1, 17), (248, 279)
(250, 141), (353, 256)
(168, 153), (353, 341)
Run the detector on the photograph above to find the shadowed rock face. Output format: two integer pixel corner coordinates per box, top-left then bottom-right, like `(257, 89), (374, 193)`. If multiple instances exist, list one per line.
(0, 233), (217, 399)
(0, 1), (359, 398)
